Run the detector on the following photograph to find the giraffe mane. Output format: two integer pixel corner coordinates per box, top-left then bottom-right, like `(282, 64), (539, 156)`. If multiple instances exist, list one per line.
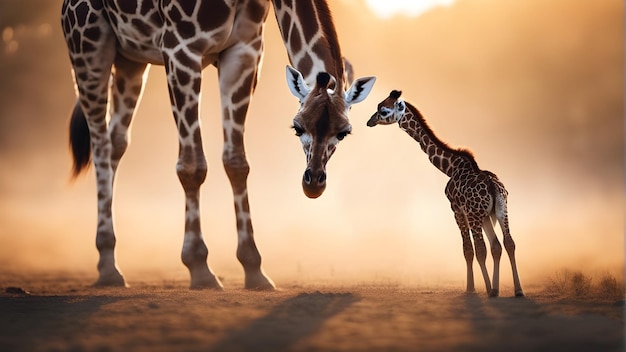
(314, 0), (344, 84)
(404, 101), (480, 170)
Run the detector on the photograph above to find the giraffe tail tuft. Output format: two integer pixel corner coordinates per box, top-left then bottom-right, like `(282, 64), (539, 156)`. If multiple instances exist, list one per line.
(69, 101), (92, 179)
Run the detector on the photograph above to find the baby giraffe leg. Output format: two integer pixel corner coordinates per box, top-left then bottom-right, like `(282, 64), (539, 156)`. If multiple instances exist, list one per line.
(483, 217), (502, 297)
(462, 234), (475, 293)
(499, 214), (524, 297)
(470, 219), (492, 295)
(453, 208), (475, 293)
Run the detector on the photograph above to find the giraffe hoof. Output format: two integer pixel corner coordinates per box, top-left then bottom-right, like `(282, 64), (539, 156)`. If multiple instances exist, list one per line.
(94, 271), (128, 288)
(489, 289), (499, 298)
(190, 274), (224, 290)
(187, 263), (224, 290)
(245, 270), (276, 291)
(515, 290), (525, 298)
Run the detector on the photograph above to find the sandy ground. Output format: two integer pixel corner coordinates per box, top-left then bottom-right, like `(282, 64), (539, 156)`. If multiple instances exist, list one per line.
(0, 270), (623, 352)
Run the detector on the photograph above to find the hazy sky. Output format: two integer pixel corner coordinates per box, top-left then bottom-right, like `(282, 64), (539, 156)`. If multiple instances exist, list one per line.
(0, 0), (622, 288)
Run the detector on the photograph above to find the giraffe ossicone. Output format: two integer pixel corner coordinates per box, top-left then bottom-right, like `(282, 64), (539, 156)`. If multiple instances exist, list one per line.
(368, 90), (524, 297)
(62, 0), (375, 290)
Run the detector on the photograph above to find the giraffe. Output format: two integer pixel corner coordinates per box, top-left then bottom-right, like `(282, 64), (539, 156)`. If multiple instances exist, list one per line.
(61, 0), (376, 290)
(367, 90), (523, 297)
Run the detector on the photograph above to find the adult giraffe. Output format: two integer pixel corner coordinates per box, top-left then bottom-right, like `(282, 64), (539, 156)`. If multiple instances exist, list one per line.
(61, 0), (376, 290)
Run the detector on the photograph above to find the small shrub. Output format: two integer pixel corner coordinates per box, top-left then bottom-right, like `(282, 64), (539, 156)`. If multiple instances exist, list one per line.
(595, 273), (624, 301)
(569, 271), (592, 297)
(545, 269), (623, 300)
(546, 269), (575, 296)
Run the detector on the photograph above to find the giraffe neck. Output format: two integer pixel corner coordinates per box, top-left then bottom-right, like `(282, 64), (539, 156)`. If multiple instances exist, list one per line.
(272, 0), (344, 88)
(398, 102), (479, 177)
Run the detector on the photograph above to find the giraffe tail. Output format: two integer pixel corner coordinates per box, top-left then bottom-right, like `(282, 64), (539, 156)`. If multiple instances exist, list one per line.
(484, 170), (508, 224)
(69, 101), (91, 178)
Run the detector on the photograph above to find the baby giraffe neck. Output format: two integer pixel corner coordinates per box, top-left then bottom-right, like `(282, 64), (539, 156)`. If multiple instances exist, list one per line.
(397, 103), (477, 177)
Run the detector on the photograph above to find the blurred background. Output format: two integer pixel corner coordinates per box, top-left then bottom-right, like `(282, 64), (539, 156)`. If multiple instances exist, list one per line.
(0, 0), (622, 289)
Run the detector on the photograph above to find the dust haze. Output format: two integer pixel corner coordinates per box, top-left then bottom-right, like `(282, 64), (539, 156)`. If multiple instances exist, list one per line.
(0, 0), (622, 290)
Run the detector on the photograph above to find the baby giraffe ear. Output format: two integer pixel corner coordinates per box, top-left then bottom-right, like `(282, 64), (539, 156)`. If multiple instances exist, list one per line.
(395, 99), (406, 114)
(344, 76), (376, 106)
(286, 66), (311, 101)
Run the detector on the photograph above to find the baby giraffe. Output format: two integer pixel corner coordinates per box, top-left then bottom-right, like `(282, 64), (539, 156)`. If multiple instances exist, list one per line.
(367, 90), (523, 297)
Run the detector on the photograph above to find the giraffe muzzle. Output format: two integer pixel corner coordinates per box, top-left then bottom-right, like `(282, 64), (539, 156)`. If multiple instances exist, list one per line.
(302, 168), (327, 198)
(366, 113), (378, 127)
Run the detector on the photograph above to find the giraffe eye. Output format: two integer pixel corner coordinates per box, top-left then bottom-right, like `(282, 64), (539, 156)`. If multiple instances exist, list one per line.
(380, 108), (391, 117)
(337, 130), (350, 141)
(292, 124), (305, 136)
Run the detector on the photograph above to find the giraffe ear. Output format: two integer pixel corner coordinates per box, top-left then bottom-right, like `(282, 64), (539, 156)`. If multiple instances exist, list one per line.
(286, 66), (310, 101)
(395, 100), (406, 114)
(344, 76), (376, 106)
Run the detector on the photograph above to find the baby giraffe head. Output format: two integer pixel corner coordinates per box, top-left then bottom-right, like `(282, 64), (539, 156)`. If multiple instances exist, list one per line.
(367, 90), (406, 127)
(286, 66), (376, 198)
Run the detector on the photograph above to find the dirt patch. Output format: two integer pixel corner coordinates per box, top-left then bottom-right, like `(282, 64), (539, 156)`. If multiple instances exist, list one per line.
(0, 271), (623, 351)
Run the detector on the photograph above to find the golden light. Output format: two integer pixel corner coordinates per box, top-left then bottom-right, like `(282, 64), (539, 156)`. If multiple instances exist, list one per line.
(0, 0), (621, 291)
(365, 0), (455, 18)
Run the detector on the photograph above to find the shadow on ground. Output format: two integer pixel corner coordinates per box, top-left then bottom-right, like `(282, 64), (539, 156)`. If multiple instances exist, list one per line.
(209, 291), (359, 351)
(458, 294), (624, 352)
(0, 294), (129, 351)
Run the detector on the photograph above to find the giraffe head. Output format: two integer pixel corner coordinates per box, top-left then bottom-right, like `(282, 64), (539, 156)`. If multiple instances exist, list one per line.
(367, 90), (406, 127)
(286, 66), (376, 198)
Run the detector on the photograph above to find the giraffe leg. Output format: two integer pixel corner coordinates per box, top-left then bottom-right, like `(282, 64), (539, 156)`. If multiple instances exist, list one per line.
(470, 218), (492, 295)
(218, 42), (275, 290)
(483, 216), (502, 298)
(109, 54), (149, 176)
(91, 55), (148, 287)
(497, 210), (524, 297)
(452, 207), (475, 293)
(63, 4), (127, 287)
(163, 34), (221, 290)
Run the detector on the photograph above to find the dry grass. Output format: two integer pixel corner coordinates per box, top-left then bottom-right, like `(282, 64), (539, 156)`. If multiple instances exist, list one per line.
(545, 269), (624, 301)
